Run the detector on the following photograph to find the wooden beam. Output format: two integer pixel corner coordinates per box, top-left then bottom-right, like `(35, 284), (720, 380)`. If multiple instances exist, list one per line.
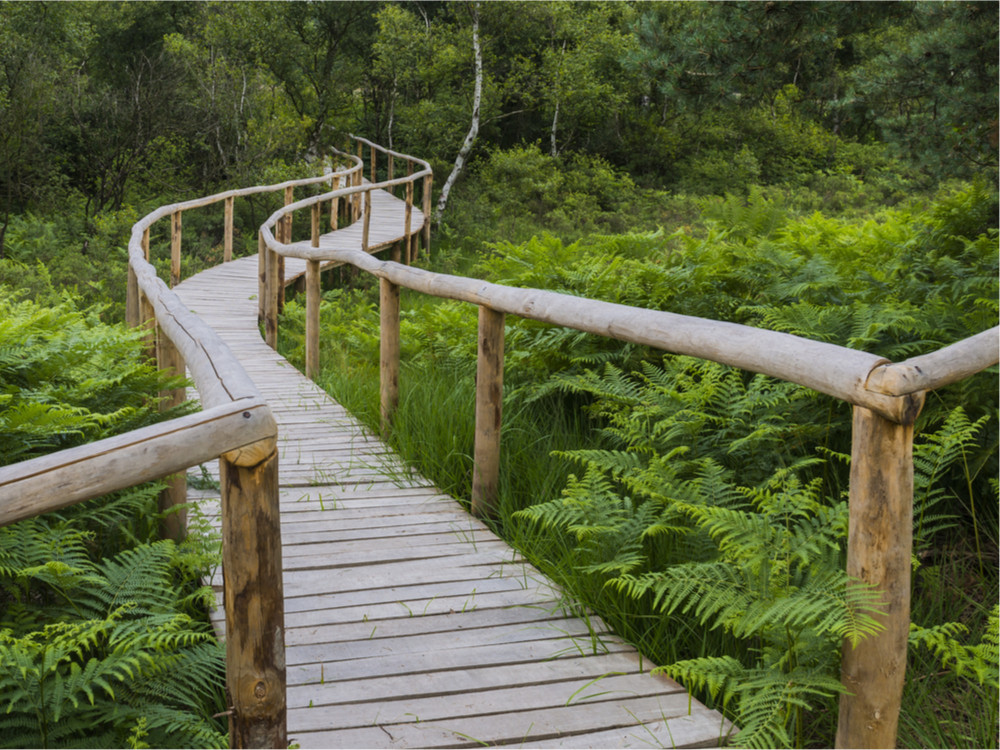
(220, 449), (287, 748)
(836, 405), (918, 749)
(471, 306), (504, 518)
(258, 232), (267, 325)
(379, 277), (400, 437)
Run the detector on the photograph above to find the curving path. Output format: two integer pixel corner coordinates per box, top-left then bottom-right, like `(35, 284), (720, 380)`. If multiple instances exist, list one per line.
(174, 186), (731, 748)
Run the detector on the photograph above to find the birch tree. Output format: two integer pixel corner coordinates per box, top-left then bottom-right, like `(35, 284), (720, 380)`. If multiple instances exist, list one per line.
(434, 1), (482, 224)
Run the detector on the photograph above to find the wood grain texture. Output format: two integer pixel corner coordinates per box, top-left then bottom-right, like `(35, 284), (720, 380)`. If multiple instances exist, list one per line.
(836, 406), (915, 749)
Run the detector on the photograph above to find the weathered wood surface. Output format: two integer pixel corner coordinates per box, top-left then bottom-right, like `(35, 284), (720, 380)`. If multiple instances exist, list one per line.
(172, 206), (733, 748)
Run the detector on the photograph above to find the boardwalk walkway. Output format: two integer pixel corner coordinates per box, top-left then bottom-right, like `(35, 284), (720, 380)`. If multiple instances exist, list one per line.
(173, 185), (731, 748)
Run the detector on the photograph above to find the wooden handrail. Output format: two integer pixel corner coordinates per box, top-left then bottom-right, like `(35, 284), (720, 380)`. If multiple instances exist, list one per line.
(258, 138), (998, 750)
(0, 398), (274, 526)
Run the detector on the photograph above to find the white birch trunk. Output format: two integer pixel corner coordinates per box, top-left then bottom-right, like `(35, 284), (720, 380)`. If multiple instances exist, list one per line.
(434, 1), (481, 224)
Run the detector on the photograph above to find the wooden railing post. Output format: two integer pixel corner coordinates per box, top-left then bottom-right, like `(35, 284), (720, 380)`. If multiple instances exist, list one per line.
(305, 260), (321, 380)
(330, 174), (340, 231)
(362, 190), (372, 253)
(126, 264), (139, 328)
(142, 226), (151, 262)
(836, 405), (918, 749)
(422, 173), (432, 257)
(278, 187), (292, 313)
(264, 235), (279, 350)
(138, 289), (156, 363)
(257, 232), (267, 325)
(379, 277), (400, 436)
(220, 448), (286, 748)
(370, 144), (377, 183)
(170, 210), (182, 287)
(471, 305), (504, 518)
(387, 153), (394, 185)
(404, 181), (414, 265)
(311, 202), (321, 249)
(224, 195), (234, 263)
(155, 326), (187, 542)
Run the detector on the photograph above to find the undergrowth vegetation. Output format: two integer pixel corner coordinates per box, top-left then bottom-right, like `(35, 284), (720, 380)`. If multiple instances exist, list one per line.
(0, 289), (227, 748)
(280, 181), (999, 748)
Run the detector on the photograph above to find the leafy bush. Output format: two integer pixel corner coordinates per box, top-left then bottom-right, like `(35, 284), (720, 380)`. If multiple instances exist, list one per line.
(0, 287), (225, 748)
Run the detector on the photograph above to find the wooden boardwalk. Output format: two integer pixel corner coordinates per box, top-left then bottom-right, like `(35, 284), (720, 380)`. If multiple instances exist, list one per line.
(174, 187), (731, 748)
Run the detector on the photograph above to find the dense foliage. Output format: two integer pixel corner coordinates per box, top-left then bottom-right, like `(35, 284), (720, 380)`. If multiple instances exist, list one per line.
(0, 289), (226, 748)
(1, 1), (996, 747)
(278, 183), (998, 747)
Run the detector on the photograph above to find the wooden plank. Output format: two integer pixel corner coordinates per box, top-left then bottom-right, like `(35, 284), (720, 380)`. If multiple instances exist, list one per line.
(288, 686), (698, 736)
(286, 652), (651, 708)
(284, 616), (613, 667)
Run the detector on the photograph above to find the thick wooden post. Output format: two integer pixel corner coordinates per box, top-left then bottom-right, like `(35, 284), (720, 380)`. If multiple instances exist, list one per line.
(155, 326), (187, 542)
(224, 196), (234, 262)
(471, 306), (504, 518)
(379, 277), (400, 437)
(305, 260), (321, 380)
(264, 241), (279, 350)
(370, 145), (377, 182)
(387, 153), (394, 185)
(220, 449), (286, 749)
(142, 226), (151, 262)
(836, 405), (917, 749)
(170, 210), (182, 287)
(362, 190), (371, 253)
(126, 265), (139, 328)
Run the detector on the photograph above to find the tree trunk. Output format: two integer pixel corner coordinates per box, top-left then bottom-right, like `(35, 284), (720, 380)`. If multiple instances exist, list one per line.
(434, 1), (481, 224)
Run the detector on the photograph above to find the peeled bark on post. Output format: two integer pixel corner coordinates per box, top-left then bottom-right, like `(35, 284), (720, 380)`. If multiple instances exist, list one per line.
(155, 326), (187, 542)
(220, 449), (287, 749)
(170, 211), (182, 287)
(836, 405), (919, 749)
(434, 1), (481, 224)
(142, 227), (150, 262)
(471, 305), (504, 518)
(379, 277), (400, 437)
(305, 260), (320, 380)
(224, 196), (234, 262)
